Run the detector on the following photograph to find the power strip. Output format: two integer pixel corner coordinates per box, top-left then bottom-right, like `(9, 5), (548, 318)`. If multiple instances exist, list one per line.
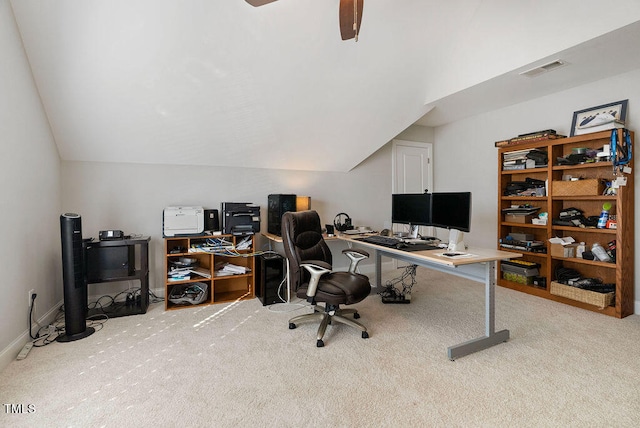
(381, 294), (411, 304)
(17, 342), (33, 360)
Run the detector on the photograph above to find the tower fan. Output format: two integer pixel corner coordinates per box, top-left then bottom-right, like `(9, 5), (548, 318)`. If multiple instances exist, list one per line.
(57, 213), (95, 342)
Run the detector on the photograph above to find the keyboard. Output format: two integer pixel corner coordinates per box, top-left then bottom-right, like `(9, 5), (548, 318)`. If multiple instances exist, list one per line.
(358, 235), (441, 251)
(358, 235), (402, 247)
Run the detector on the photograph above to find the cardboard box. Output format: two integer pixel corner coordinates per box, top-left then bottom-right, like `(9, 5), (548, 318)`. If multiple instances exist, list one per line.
(550, 243), (576, 258)
(552, 179), (604, 196)
(505, 214), (533, 224)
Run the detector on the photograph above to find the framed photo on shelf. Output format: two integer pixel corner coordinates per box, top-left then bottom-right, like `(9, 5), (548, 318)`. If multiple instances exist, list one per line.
(570, 99), (628, 136)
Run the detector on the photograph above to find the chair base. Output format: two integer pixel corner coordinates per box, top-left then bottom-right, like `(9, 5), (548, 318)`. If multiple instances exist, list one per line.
(289, 304), (369, 347)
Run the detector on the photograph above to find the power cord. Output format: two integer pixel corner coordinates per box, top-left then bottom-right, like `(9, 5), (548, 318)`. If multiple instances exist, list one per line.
(28, 293), (39, 340)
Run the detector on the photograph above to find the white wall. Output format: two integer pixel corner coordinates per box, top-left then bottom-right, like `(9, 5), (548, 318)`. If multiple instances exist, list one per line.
(60, 123), (433, 298)
(60, 141), (395, 296)
(0, 0), (63, 369)
(434, 68), (640, 313)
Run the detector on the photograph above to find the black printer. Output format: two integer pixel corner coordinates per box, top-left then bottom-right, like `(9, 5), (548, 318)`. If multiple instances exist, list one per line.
(221, 202), (261, 236)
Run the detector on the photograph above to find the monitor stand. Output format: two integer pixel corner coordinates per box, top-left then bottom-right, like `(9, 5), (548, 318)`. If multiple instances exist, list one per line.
(447, 229), (466, 252)
(408, 225), (419, 239)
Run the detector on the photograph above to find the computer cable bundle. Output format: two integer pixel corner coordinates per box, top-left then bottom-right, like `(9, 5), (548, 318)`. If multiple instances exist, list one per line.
(28, 296), (107, 349)
(379, 264), (417, 304)
(192, 237), (275, 259)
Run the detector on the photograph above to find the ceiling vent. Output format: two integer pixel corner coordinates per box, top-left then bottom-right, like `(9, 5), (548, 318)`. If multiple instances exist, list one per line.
(519, 59), (567, 78)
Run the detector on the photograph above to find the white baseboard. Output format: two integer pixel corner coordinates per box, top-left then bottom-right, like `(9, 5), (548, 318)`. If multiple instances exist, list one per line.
(0, 300), (63, 373)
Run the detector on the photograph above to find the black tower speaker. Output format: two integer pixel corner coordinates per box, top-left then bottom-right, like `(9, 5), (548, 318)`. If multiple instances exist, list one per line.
(57, 213), (95, 342)
(256, 253), (286, 305)
(204, 209), (220, 232)
(268, 194), (297, 236)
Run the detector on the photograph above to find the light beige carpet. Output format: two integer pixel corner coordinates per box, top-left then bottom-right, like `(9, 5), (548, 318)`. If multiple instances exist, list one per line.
(2, 267), (640, 427)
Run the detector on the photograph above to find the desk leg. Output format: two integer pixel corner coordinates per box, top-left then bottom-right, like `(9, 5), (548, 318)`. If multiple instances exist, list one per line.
(375, 250), (382, 288)
(447, 261), (509, 360)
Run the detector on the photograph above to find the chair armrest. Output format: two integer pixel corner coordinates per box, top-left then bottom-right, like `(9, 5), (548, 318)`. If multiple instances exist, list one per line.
(342, 249), (369, 273)
(299, 260), (332, 302)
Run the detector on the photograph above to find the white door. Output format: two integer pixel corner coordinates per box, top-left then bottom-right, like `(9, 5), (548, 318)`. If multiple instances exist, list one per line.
(392, 140), (433, 237)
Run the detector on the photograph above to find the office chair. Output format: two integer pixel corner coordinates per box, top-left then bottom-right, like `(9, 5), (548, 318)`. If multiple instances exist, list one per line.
(281, 210), (371, 347)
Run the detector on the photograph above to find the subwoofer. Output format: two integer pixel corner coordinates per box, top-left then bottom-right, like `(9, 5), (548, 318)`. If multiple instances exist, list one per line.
(256, 253), (286, 305)
(57, 213), (95, 342)
(268, 194), (297, 236)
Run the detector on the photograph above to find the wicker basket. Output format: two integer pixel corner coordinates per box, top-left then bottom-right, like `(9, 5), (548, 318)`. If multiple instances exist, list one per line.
(550, 281), (614, 309)
(552, 179), (604, 196)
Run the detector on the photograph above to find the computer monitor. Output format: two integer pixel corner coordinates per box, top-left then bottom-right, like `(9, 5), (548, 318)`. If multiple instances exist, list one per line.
(391, 193), (431, 238)
(430, 192), (472, 251)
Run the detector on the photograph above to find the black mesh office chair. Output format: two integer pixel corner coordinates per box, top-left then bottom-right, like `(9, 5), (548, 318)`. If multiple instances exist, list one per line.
(281, 210), (371, 347)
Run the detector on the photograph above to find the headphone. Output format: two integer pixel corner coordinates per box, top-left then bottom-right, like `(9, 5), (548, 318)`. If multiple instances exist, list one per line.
(334, 213), (353, 232)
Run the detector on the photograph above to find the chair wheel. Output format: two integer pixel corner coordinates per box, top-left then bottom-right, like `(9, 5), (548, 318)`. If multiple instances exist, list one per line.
(354, 312), (360, 319)
(289, 323), (296, 329)
(316, 339), (324, 347)
(362, 331), (369, 339)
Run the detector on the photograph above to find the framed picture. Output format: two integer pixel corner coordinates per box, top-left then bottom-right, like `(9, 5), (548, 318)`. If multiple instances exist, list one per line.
(570, 99), (628, 136)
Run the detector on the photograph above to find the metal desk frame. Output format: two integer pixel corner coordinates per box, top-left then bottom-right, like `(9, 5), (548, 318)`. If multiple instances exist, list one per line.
(343, 237), (520, 360)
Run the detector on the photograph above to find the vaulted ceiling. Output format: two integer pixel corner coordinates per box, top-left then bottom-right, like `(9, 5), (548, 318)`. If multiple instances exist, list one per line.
(10, 1), (640, 172)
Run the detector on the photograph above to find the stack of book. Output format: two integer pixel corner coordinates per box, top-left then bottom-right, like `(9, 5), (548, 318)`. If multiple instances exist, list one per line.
(502, 149), (547, 170)
(503, 149), (535, 170)
(495, 129), (565, 148)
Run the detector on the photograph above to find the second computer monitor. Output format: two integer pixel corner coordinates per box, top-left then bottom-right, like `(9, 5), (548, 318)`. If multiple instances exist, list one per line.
(430, 192), (472, 233)
(431, 192), (472, 251)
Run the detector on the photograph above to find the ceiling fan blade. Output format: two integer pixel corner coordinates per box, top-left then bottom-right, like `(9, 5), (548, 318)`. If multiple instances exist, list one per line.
(245, 0), (279, 6)
(339, 0), (364, 41)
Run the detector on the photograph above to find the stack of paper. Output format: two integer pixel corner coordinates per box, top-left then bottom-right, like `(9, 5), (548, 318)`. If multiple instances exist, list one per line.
(168, 267), (191, 281)
(215, 263), (250, 277)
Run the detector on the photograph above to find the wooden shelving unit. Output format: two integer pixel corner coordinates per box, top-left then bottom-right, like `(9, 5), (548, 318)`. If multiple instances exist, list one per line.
(164, 235), (255, 310)
(497, 130), (634, 318)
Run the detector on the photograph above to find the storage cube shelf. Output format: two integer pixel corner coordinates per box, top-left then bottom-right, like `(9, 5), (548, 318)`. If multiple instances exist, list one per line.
(164, 235), (255, 310)
(497, 130), (634, 318)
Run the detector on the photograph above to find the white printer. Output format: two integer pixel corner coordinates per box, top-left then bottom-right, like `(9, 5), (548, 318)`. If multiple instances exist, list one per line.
(163, 206), (204, 237)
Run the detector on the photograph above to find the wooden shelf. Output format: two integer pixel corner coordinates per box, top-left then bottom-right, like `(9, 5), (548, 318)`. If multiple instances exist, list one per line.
(497, 130), (634, 318)
(164, 235), (255, 310)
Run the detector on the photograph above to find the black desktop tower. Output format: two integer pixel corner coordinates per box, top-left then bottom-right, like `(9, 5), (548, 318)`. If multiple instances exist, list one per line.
(256, 253), (286, 305)
(267, 194), (297, 236)
(58, 213), (95, 342)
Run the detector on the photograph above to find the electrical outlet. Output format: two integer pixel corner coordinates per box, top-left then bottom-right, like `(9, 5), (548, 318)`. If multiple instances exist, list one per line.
(28, 289), (35, 307)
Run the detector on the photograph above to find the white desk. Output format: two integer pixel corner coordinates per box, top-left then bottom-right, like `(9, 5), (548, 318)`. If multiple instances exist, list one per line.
(340, 235), (521, 360)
